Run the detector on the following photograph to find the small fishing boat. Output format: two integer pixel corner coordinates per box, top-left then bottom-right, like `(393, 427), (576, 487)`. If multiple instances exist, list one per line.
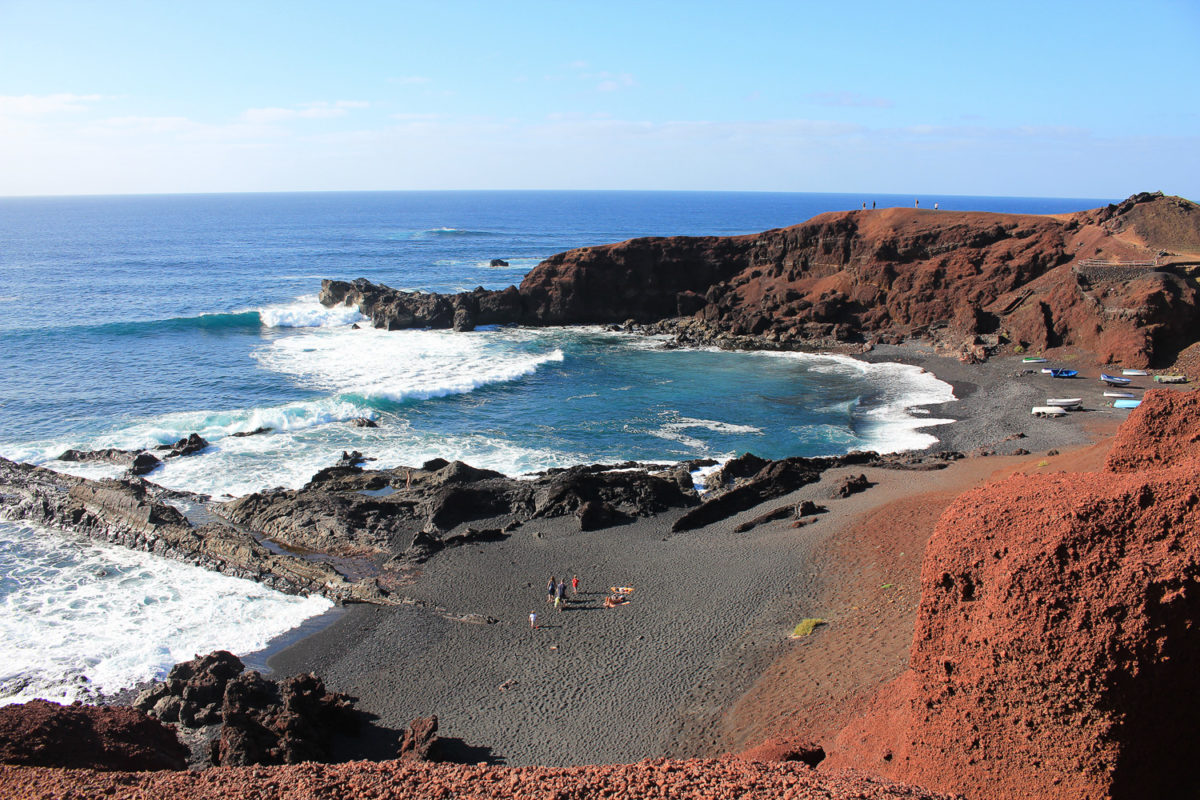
(1113, 399), (1142, 409)
(1100, 373), (1131, 386)
(1032, 406), (1068, 417)
(1154, 374), (1189, 384)
(1022, 357), (1048, 363)
(1046, 398), (1082, 409)
(1048, 368), (1078, 378)
(1103, 391), (1136, 399)
(1121, 369), (1149, 376)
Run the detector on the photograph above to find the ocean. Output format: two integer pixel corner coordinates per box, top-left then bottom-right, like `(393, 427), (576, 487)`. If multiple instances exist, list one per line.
(0, 190), (1113, 704)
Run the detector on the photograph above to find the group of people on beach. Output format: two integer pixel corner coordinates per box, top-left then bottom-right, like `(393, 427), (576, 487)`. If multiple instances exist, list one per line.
(529, 574), (579, 628)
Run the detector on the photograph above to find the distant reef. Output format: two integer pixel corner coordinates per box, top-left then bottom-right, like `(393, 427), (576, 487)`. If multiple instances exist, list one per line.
(322, 192), (1200, 368)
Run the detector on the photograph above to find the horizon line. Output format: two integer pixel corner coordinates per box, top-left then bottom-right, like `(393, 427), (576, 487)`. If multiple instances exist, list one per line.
(0, 187), (1132, 203)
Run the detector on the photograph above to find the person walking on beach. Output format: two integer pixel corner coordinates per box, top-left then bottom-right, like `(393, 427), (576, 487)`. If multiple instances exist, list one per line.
(529, 611), (537, 629)
(556, 579), (567, 611)
(571, 575), (579, 596)
(547, 577), (556, 604)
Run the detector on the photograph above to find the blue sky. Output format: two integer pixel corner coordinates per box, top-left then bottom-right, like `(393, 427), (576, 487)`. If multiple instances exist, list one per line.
(1, 0), (1196, 198)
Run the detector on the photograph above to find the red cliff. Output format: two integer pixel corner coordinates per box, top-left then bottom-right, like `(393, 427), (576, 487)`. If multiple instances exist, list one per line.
(825, 389), (1200, 799)
(323, 192), (1200, 367)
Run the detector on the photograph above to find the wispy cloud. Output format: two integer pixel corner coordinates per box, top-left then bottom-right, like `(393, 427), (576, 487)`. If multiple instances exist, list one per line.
(594, 73), (636, 92)
(240, 100), (368, 124)
(0, 93), (104, 116)
(899, 122), (1089, 139)
(566, 62), (637, 93)
(97, 116), (198, 135)
(545, 111), (612, 122)
(805, 91), (893, 109)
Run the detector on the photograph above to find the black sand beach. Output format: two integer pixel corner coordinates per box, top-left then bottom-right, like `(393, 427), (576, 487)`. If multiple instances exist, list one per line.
(265, 344), (1133, 766)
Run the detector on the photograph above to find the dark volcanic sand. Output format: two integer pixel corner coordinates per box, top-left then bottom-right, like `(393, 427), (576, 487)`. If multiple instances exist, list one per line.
(264, 345), (1140, 766)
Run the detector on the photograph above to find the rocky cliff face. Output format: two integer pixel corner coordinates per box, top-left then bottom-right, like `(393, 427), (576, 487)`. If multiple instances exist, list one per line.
(825, 389), (1200, 799)
(322, 192), (1200, 367)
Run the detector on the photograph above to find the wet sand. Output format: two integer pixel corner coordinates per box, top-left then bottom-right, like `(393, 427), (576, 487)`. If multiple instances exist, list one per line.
(265, 345), (1138, 766)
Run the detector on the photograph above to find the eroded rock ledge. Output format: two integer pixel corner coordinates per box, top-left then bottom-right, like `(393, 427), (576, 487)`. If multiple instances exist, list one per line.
(0, 457), (387, 604)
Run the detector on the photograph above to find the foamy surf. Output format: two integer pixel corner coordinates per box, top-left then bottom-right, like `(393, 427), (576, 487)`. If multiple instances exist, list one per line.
(651, 415), (764, 450)
(667, 347), (956, 454)
(0, 520), (332, 706)
(256, 296), (366, 328)
(253, 325), (565, 403)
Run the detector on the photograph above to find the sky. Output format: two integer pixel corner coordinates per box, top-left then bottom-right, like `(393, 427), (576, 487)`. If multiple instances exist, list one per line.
(1, 0), (1197, 198)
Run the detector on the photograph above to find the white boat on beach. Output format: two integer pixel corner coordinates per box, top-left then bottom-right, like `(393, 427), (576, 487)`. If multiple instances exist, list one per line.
(1032, 406), (1068, 417)
(1122, 369), (1149, 376)
(1103, 391), (1136, 399)
(1046, 398), (1082, 409)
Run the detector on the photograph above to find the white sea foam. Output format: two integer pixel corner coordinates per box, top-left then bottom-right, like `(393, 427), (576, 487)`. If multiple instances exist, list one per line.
(0, 520), (331, 705)
(145, 423), (586, 498)
(689, 461), (725, 494)
(12, 398), (375, 466)
(11, 328), (571, 497)
(257, 295), (366, 328)
(641, 344), (957, 454)
(816, 356), (956, 453)
(651, 415), (764, 450)
(253, 325), (564, 404)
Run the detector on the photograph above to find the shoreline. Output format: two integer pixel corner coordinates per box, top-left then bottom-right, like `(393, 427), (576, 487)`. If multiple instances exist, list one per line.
(0, 340), (1131, 719)
(259, 343), (1133, 766)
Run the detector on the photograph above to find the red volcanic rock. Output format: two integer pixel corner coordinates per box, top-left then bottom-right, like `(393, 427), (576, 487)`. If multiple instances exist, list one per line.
(0, 758), (956, 800)
(1105, 388), (1200, 472)
(827, 390), (1200, 799)
(397, 715), (440, 762)
(735, 738), (826, 767)
(0, 700), (187, 771)
(519, 235), (752, 324)
(326, 193), (1200, 366)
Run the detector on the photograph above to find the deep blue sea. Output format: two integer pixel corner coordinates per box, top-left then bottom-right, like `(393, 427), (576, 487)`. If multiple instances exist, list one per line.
(0, 190), (1113, 703)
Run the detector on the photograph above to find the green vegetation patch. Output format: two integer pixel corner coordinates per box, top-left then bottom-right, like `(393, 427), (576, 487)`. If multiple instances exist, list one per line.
(791, 618), (827, 638)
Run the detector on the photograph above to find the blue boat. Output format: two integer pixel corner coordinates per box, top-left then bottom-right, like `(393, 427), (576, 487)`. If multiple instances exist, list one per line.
(1100, 373), (1132, 386)
(1048, 368), (1078, 378)
(1113, 398), (1142, 409)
